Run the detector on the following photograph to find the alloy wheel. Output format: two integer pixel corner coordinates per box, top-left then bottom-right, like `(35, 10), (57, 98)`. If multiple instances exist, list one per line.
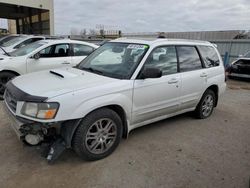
(201, 94), (214, 117)
(85, 118), (117, 154)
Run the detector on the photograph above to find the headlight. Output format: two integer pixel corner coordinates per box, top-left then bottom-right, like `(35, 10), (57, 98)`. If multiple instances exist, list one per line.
(21, 102), (59, 119)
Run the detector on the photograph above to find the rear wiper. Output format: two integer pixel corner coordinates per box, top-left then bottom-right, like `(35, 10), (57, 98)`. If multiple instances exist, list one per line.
(0, 46), (10, 56)
(81, 67), (103, 75)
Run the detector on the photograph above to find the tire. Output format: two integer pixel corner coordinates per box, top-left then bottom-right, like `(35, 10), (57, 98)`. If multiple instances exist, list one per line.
(72, 108), (122, 161)
(194, 89), (216, 119)
(0, 72), (16, 98)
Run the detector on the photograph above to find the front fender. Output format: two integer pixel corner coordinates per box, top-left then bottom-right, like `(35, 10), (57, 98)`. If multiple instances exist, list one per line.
(69, 93), (132, 122)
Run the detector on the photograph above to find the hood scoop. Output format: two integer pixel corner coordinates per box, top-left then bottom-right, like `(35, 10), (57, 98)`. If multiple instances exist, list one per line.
(50, 70), (64, 78)
(49, 69), (79, 78)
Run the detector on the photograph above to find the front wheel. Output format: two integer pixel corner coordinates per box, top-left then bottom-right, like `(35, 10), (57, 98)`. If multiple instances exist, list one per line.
(72, 108), (122, 161)
(195, 89), (216, 119)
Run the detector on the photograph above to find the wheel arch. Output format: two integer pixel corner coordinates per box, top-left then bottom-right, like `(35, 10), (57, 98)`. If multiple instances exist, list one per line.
(206, 84), (219, 107)
(61, 104), (129, 148)
(0, 69), (20, 76)
(81, 104), (129, 139)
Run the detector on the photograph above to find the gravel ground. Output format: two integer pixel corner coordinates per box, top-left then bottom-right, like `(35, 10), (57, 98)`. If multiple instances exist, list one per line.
(0, 79), (250, 188)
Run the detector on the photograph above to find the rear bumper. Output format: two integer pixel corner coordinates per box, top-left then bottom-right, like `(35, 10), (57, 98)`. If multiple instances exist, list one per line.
(3, 101), (24, 139)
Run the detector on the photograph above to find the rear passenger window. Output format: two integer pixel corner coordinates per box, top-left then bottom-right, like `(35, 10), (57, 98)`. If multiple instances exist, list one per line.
(177, 46), (202, 72)
(73, 44), (94, 56)
(198, 46), (220, 67)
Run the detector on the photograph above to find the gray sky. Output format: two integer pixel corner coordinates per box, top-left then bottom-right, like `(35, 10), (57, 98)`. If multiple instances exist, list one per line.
(54, 0), (250, 34)
(1, 0), (249, 34)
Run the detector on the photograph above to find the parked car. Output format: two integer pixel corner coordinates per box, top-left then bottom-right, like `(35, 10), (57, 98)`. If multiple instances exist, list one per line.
(0, 39), (98, 97)
(0, 34), (20, 46)
(227, 51), (250, 79)
(3, 38), (226, 163)
(0, 35), (47, 55)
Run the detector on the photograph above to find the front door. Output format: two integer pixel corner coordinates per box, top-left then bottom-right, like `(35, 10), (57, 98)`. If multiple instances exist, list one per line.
(27, 43), (72, 73)
(132, 46), (181, 125)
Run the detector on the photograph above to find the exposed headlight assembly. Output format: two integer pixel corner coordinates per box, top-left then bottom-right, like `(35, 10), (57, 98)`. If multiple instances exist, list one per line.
(21, 102), (59, 119)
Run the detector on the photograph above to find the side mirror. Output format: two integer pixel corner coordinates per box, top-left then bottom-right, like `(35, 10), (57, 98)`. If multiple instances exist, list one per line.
(140, 67), (162, 79)
(33, 53), (40, 60)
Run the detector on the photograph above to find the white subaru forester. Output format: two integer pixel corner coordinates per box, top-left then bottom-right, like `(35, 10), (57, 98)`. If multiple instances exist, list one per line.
(3, 38), (226, 163)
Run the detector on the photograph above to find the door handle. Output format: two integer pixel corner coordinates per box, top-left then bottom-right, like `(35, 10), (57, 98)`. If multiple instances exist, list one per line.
(168, 78), (178, 84)
(200, 72), (208, 77)
(62, 61), (70, 65)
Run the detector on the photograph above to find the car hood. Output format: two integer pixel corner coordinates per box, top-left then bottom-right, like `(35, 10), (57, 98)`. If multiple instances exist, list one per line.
(11, 67), (118, 98)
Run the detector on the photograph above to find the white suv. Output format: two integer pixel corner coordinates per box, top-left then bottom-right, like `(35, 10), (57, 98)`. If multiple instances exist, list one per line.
(3, 38), (226, 162)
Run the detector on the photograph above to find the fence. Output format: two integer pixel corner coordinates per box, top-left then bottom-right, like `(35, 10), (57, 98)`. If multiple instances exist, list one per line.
(211, 39), (250, 66)
(78, 37), (250, 66)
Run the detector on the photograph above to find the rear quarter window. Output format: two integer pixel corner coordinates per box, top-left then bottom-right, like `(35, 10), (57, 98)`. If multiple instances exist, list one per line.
(198, 46), (220, 67)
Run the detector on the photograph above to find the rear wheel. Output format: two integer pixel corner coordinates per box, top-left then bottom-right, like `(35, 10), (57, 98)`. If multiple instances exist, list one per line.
(195, 89), (216, 119)
(0, 72), (16, 98)
(72, 108), (122, 161)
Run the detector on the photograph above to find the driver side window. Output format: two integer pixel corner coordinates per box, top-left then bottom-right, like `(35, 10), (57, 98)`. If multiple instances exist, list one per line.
(39, 44), (70, 58)
(144, 46), (178, 76)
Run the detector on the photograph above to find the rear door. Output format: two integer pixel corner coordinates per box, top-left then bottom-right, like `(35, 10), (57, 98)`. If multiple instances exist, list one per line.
(132, 46), (181, 125)
(71, 43), (95, 66)
(27, 43), (72, 73)
(177, 46), (207, 110)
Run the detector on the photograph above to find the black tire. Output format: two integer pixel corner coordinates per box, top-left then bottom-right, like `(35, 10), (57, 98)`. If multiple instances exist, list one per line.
(72, 108), (122, 161)
(194, 89), (216, 119)
(0, 72), (16, 98)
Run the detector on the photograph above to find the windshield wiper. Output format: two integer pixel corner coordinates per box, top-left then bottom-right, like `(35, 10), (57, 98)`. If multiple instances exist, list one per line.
(0, 46), (10, 56)
(81, 67), (103, 75)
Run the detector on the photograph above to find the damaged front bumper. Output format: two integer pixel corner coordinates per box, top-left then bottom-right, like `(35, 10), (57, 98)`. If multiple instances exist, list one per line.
(3, 100), (82, 164)
(3, 101), (25, 139)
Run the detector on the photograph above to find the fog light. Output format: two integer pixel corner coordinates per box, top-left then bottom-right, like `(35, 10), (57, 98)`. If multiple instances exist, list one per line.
(25, 134), (43, 145)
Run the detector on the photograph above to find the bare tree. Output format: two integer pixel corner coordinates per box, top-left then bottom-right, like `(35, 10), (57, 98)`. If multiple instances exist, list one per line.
(70, 27), (79, 35)
(88, 29), (96, 36)
(80, 29), (87, 37)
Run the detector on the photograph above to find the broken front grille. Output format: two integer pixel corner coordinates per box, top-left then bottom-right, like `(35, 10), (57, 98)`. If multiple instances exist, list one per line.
(5, 89), (17, 113)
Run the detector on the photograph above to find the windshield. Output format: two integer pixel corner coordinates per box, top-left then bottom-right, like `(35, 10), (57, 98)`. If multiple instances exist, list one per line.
(1, 36), (27, 47)
(9, 41), (47, 57)
(0, 35), (19, 45)
(77, 42), (149, 79)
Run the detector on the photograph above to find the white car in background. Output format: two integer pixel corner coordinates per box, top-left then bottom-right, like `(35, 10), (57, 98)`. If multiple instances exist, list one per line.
(0, 35), (46, 55)
(0, 39), (98, 96)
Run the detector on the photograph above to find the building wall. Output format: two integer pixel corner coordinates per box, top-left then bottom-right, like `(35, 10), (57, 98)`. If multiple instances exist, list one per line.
(0, 0), (54, 35)
(8, 19), (16, 34)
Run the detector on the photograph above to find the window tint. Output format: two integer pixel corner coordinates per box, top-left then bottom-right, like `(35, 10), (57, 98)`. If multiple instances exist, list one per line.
(198, 46), (220, 67)
(39, 44), (70, 58)
(39, 46), (53, 57)
(73, 44), (94, 56)
(144, 46), (178, 75)
(177, 46), (202, 72)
